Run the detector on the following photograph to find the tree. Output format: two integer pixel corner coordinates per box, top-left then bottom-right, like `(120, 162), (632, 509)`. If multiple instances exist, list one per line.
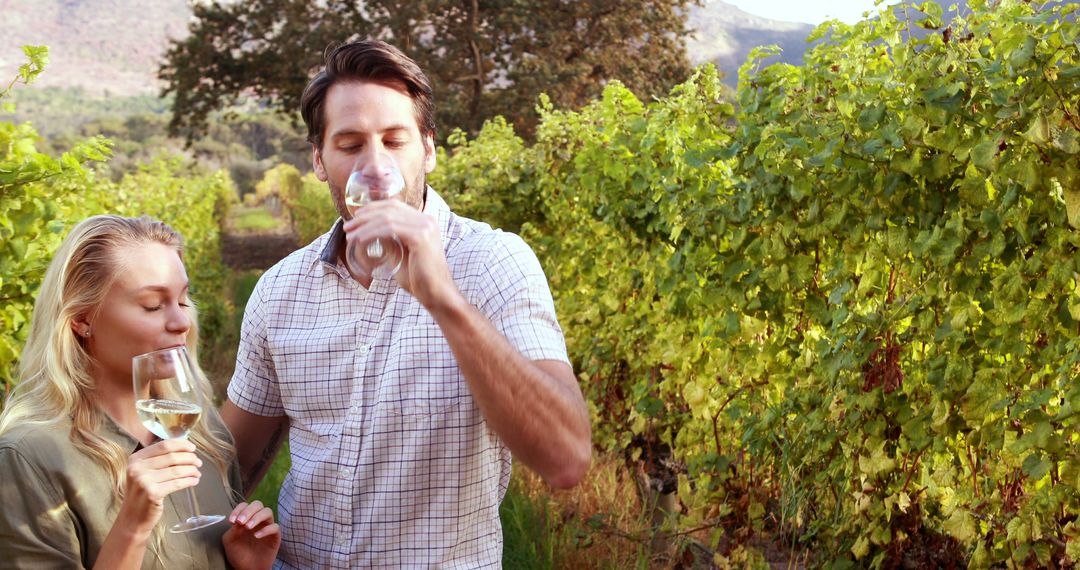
(159, 0), (698, 142)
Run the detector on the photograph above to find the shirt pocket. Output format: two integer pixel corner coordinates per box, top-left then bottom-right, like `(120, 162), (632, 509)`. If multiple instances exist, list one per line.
(267, 320), (359, 431)
(380, 322), (468, 422)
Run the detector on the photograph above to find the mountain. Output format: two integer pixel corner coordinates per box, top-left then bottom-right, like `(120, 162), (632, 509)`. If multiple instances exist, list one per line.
(0, 0), (190, 97)
(8, 0), (1038, 102)
(0, 0), (818, 98)
(685, 0), (815, 85)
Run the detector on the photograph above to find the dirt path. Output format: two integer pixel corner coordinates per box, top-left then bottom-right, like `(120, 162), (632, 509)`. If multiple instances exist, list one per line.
(221, 229), (299, 271)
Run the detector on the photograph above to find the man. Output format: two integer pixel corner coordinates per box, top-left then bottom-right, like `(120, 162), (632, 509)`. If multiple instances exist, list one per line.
(222, 40), (591, 568)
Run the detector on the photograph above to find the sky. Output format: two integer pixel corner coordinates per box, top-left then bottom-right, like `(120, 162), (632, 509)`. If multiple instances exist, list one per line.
(726, 0), (892, 24)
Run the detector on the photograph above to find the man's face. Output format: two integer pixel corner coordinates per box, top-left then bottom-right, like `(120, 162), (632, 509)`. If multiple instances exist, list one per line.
(313, 80), (436, 220)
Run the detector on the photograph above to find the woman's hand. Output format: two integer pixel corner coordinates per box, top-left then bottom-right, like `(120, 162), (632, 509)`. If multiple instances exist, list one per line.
(223, 500), (281, 570)
(92, 440), (202, 569)
(116, 439), (203, 536)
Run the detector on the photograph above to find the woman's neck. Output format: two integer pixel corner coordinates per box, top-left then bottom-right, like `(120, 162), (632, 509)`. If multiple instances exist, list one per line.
(93, 370), (155, 446)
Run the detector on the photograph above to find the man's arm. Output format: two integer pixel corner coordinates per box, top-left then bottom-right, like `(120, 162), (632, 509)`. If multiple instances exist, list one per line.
(221, 401), (289, 497)
(430, 295), (592, 488)
(346, 200), (592, 488)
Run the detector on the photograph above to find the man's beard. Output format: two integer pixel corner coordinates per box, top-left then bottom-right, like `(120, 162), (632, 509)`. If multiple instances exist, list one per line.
(332, 169), (427, 221)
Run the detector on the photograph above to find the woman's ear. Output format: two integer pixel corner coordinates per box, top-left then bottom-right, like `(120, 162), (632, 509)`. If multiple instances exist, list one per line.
(70, 316), (91, 339)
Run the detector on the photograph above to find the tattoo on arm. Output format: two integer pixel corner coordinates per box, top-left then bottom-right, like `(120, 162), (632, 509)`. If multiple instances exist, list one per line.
(243, 421), (286, 496)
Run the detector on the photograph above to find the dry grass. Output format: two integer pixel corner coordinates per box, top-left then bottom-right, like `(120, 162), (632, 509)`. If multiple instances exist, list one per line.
(506, 453), (656, 569)
(506, 453), (814, 570)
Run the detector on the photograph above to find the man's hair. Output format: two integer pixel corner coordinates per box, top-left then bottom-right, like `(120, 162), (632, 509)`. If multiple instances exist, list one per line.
(301, 40), (435, 149)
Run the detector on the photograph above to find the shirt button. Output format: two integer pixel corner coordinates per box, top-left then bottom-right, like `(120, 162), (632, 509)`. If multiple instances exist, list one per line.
(358, 344), (369, 355)
(340, 467), (352, 478)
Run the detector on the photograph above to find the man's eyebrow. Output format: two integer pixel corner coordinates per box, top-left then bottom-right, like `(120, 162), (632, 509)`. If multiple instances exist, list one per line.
(329, 125), (412, 138)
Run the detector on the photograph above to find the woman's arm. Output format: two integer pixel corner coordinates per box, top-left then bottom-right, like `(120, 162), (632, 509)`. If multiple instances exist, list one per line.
(0, 438), (201, 569)
(0, 447), (85, 567)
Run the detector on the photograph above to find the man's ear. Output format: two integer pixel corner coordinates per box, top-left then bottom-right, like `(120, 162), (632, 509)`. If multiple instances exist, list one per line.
(312, 144), (328, 182)
(423, 134), (436, 174)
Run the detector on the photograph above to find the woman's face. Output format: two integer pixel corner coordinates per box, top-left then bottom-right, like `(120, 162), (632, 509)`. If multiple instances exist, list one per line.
(78, 242), (192, 387)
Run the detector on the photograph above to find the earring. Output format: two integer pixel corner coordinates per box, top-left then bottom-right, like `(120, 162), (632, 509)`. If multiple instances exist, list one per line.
(83, 328), (91, 338)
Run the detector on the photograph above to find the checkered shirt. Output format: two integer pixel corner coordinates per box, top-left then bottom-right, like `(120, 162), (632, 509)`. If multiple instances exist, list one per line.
(227, 188), (570, 569)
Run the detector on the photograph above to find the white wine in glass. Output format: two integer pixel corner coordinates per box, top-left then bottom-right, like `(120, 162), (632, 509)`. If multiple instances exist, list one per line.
(344, 152), (405, 279)
(136, 398), (202, 440)
(132, 346), (225, 533)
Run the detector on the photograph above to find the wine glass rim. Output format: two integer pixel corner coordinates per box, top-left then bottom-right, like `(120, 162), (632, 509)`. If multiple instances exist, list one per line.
(133, 345), (189, 361)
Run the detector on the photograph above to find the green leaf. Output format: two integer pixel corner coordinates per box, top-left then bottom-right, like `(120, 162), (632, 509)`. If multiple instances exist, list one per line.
(924, 82), (964, 103)
(858, 441), (896, 477)
(943, 508), (978, 542)
(17, 45), (49, 86)
(1022, 114), (1051, 145)
(1007, 516), (1031, 544)
(635, 396), (664, 418)
(1063, 186), (1080, 229)
(1009, 36), (1036, 68)
(971, 139), (999, 171)
(1056, 128), (1079, 154)
(851, 535), (870, 560)
(1068, 531), (1080, 563)
(1022, 452), (1051, 481)
(858, 105), (886, 131)
(918, 1), (943, 20)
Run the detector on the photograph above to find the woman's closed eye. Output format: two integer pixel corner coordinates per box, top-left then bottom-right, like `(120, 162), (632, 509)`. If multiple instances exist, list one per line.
(143, 300), (190, 312)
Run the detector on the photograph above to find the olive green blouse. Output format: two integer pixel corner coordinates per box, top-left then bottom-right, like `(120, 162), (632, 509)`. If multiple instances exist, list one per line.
(0, 415), (241, 569)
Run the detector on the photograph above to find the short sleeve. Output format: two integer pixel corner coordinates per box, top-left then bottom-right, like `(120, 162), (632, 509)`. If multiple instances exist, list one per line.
(0, 447), (83, 569)
(470, 233), (570, 364)
(227, 277), (286, 416)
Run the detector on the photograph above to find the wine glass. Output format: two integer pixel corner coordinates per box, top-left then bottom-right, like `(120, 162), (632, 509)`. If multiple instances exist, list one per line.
(132, 346), (225, 533)
(344, 152), (405, 279)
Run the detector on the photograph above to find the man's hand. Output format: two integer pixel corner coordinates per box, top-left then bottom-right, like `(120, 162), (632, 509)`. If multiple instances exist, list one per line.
(344, 199), (461, 310)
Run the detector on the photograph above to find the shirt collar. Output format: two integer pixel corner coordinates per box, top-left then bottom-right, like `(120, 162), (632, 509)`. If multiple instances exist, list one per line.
(98, 412), (154, 453)
(318, 217), (346, 267)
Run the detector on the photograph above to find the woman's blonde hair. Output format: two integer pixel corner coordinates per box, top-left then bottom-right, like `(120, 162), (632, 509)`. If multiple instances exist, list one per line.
(0, 214), (235, 505)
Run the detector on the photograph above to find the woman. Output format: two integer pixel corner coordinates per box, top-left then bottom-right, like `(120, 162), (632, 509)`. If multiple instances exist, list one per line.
(0, 215), (280, 569)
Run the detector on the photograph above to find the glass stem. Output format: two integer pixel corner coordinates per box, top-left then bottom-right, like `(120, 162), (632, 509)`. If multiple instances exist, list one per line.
(368, 239), (384, 258)
(184, 487), (201, 522)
